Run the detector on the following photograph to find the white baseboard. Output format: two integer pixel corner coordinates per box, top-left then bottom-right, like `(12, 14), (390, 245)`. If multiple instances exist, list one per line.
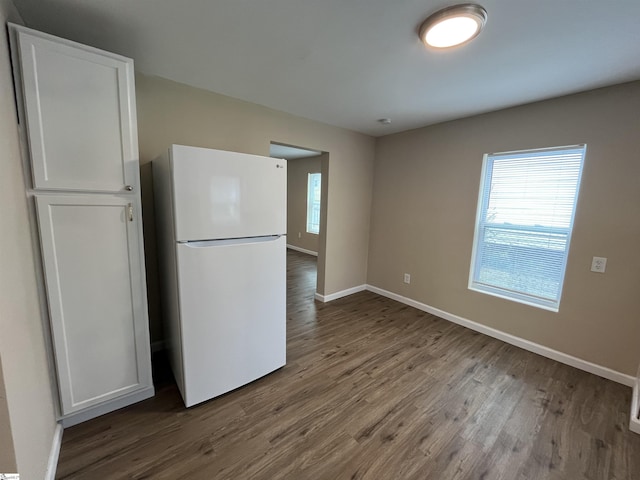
(60, 386), (155, 428)
(631, 377), (640, 434)
(315, 284), (367, 303)
(365, 284), (635, 387)
(45, 423), (63, 480)
(286, 244), (318, 257)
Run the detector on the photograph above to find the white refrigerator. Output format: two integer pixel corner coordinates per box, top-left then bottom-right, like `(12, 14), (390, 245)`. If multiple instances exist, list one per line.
(153, 145), (287, 407)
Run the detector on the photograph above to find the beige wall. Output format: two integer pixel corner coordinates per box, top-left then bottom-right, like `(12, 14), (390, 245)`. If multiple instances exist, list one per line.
(135, 74), (375, 342)
(287, 155), (322, 254)
(0, 0), (59, 477)
(0, 357), (16, 472)
(368, 81), (640, 376)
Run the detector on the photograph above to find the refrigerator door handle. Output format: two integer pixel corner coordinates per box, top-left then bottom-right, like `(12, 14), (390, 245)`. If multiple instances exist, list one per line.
(181, 235), (283, 248)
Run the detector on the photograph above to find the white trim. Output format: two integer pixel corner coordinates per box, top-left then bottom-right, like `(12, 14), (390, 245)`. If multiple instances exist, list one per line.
(45, 423), (63, 480)
(468, 284), (559, 313)
(314, 285), (367, 303)
(631, 373), (640, 434)
(362, 284), (634, 387)
(60, 386), (154, 428)
(286, 244), (318, 257)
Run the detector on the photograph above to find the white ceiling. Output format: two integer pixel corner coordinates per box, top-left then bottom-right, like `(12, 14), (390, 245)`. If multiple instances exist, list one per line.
(12, 0), (640, 136)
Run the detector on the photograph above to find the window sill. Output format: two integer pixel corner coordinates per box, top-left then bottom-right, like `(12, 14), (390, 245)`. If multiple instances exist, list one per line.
(468, 284), (559, 312)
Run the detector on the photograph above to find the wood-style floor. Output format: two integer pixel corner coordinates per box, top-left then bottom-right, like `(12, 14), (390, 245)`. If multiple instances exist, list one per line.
(56, 249), (640, 479)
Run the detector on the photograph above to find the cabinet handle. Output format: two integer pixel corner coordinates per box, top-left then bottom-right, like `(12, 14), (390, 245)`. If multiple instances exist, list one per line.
(128, 203), (134, 222)
(125, 185), (133, 191)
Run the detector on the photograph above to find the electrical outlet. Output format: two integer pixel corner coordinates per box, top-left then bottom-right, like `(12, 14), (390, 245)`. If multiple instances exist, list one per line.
(403, 273), (411, 284)
(298, 232), (301, 238)
(591, 256), (607, 273)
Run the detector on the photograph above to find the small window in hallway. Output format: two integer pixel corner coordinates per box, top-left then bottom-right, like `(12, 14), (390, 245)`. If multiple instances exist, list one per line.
(306, 173), (321, 234)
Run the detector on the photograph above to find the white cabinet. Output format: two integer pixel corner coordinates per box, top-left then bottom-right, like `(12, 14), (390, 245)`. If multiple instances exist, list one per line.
(9, 24), (153, 426)
(15, 28), (139, 193)
(35, 195), (151, 415)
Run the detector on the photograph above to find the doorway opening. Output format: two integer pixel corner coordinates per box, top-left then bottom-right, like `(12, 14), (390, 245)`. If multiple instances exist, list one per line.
(270, 142), (328, 300)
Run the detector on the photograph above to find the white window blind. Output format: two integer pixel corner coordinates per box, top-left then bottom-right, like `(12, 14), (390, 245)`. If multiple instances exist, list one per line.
(469, 145), (586, 311)
(306, 173), (321, 234)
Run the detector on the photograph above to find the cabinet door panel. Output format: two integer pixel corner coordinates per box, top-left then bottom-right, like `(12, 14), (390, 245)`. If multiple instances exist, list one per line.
(18, 31), (137, 192)
(36, 195), (151, 414)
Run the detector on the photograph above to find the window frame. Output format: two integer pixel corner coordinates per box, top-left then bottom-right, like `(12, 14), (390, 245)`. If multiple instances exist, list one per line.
(306, 172), (321, 235)
(468, 144), (586, 312)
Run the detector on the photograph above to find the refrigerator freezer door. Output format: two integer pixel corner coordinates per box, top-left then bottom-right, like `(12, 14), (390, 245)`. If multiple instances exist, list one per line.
(171, 145), (287, 242)
(175, 235), (286, 407)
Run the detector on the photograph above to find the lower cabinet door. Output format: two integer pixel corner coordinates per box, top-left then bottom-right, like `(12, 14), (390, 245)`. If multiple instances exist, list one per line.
(35, 194), (152, 415)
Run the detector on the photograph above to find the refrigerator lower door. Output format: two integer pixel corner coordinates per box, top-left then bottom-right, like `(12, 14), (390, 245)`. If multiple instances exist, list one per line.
(175, 235), (286, 407)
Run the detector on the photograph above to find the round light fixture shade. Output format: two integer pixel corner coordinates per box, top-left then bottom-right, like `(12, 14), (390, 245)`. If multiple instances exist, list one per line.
(419, 4), (487, 48)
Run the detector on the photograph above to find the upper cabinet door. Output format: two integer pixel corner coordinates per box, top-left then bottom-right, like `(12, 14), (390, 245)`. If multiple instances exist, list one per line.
(15, 27), (138, 192)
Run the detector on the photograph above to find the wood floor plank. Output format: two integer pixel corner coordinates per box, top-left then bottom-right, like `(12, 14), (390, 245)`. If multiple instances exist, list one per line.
(56, 249), (640, 479)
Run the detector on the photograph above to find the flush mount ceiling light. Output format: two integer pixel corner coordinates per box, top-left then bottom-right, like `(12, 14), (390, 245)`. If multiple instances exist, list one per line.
(419, 4), (487, 49)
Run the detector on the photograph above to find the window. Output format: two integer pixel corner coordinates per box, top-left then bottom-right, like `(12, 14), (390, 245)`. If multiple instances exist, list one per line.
(306, 173), (321, 234)
(469, 145), (586, 311)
